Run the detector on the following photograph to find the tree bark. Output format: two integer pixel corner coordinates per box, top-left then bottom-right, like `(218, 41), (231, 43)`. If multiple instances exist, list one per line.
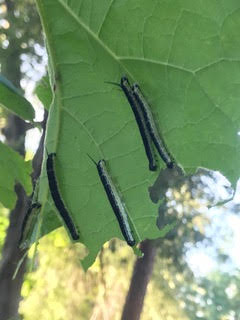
(0, 6), (29, 314)
(0, 116), (45, 320)
(0, 1), (45, 315)
(0, 184), (29, 320)
(121, 240), (157, 320)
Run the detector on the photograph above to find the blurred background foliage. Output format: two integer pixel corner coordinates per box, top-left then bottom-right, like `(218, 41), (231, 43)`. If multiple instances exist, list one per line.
(0, 0), (44, 83)
(0, 205), (8, 255)
(18, 169), (240, 320)
(0, 0), (240, 319)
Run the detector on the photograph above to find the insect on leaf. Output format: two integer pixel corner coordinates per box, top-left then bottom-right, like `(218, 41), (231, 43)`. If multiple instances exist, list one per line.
(36, 0), (240, 269)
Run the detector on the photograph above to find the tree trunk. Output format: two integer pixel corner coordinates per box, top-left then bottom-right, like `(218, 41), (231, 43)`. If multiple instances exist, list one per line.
(0, 184), (28, 320)
(0, 128), (45, 320)
(121, 240), (157, 320)
(0, 16), (29, 316)
(0, 1), (45, 315)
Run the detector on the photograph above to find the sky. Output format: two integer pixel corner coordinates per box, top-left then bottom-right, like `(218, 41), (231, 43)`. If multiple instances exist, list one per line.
(186, 184), (240, 277)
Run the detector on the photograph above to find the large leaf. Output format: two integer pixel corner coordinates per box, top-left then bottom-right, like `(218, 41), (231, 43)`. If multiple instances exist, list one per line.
(0, 75), (35, 122)
(36, 0), (240, 268)
(0, 142), (32, 209)
(35, 75), (53, 111)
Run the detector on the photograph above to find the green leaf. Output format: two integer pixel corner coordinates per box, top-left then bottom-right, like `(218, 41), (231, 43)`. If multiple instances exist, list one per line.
(0, 75), (35, 122)
(35, 75), (53, 111)
(36, 0), (240, 268)
(0, 142), (32, 209)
